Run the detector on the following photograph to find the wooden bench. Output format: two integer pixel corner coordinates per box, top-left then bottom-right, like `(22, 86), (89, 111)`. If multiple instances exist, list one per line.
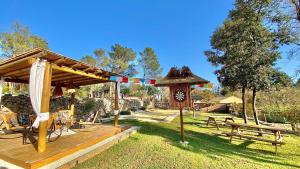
(206, 116), (235, 130)
(225, 122), (287, 153)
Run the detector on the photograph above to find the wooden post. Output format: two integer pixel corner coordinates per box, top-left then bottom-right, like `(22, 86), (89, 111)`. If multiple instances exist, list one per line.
(179, 104), (184, 143)
(38, 61), (52, 152)
(69, 92), (75, 117)
(114, 81), (119, 127)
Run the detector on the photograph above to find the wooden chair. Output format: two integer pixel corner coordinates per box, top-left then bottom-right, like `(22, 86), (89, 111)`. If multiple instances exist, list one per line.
(58, 110), (76, 131)
(23, 113), (64, 144)
(79, 111), (101, 127)
(0, 112), (24, 133)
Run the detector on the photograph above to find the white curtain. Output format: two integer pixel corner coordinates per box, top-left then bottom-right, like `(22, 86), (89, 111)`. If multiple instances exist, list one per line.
(114, 82), (122, 115)
(30, 59), (49, 128)
(0, 77), (4, 107)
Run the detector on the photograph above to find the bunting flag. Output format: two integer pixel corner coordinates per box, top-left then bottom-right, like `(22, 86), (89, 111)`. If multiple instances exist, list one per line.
(192, 83), (213, 89)
(133, 78), (140, 83)
(122, 76), (128, 83)
(109, 76), (156, 85)
(109, 75), (213, 88)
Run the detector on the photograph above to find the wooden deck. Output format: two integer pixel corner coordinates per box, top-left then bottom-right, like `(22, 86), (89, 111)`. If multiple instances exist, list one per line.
(0, 125), (122, 169)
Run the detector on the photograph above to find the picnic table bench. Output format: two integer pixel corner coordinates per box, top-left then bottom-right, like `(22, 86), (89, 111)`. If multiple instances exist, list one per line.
(224, 122), (288, 153)
(206, 116), (235, 130)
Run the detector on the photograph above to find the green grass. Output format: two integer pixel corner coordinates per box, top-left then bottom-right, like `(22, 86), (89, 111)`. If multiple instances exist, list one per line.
(73, 112), (300, 169)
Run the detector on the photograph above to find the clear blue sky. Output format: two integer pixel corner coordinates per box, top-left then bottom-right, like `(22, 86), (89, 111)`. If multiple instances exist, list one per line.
(0, 0), (298, 84)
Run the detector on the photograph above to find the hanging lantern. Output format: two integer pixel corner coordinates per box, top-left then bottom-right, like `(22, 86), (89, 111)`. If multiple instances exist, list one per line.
(52, 84), (63, 97)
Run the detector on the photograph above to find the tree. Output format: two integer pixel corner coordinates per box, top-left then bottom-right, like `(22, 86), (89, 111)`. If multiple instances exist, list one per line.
(220, 86), (233, 96)
(120, 86), (130, 98)
(106, 44), (137, 75)
(0, 22), (48, 58)
(270, 69), (293, 87)
(205, 0), (295, 124)
(80, 55), (97, 66)
(290, 0), (300, 22)
(191, 89), (216, 102)
(139, 48), (162, 78)
(296, 78), (300, 87)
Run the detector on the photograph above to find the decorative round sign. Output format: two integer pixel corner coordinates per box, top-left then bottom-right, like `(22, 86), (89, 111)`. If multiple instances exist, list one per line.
(174, 89), (186, 102)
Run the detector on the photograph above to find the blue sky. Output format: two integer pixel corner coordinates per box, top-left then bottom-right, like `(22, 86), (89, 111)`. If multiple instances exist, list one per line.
(0, 0), (298, 84)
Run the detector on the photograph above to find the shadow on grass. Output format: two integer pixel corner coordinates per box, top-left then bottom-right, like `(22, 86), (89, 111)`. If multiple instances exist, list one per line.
(120, 119), (300, 169)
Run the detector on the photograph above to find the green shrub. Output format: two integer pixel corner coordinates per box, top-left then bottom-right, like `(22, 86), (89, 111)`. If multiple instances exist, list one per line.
(262, 106), (288, 123)
(82, 98), (96, 114)
(143, 99), (150, 108)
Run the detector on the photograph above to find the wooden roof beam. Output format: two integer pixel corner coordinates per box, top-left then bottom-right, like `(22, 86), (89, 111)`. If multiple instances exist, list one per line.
(1, 67), (31, 77)
(70, 63), (82, 69)
(51, 64), (103, 80)
(53, 58), (65, 64)
(52, 74), (83, 82)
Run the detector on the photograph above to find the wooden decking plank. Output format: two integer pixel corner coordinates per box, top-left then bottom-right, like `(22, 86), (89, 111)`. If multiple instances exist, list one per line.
(0, 125), (121, 169)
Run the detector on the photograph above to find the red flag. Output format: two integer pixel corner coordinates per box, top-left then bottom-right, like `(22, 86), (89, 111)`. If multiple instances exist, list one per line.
(150, 79), (156, 84)
(122, 76), (128, 83)
(198, 83), (204, 87)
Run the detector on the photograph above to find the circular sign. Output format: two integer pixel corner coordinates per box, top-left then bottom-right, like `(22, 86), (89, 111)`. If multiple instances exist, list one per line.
(174, 89), (186, 102)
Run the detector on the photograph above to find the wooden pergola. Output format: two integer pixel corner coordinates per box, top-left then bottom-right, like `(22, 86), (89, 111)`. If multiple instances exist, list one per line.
(0, 48), (120, 152)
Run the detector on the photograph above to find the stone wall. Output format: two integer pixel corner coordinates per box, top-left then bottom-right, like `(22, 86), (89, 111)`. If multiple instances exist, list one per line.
(1, 94), (71, 117)
(1, 95), (113, 120)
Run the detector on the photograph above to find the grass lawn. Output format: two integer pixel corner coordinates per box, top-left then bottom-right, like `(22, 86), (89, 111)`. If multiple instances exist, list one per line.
(74, 112), (300, 169)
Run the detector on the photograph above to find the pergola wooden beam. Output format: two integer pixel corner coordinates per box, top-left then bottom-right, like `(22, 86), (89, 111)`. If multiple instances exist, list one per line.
(70, 63), (82, 69)
(53, 58), (65, 64)
(54, 76), (92, 84)
(2, 67), (31, 77)
(51, 64), (103, 80)
(52, 74), (83, 81)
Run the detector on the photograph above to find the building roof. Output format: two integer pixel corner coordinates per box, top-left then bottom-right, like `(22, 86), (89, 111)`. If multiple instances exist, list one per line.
(0, 48), (117, 87)
(194, 96), (242, 104)
(155, 66), (209, 87)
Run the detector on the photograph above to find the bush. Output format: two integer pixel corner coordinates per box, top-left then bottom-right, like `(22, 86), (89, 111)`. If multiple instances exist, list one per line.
(262, 106), (288, 123)
(143, 99), (150, 109)
(83, 98), (96, 112)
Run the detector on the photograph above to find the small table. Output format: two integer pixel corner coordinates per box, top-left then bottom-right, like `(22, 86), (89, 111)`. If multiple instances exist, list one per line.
(207, 116), (235, 130)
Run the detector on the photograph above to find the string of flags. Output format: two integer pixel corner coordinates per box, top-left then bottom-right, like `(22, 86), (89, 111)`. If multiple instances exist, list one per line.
(192, 83), (213, 89)
(109, 76), (214, 89)
(109, 76), (157, 84)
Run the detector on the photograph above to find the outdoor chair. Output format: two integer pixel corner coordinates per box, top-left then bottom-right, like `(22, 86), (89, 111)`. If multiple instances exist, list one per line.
(0, 112), (24, 133)
(79, 111), (101, 128)
(23, 113), (64, 144)
(58, 110), (76, 131)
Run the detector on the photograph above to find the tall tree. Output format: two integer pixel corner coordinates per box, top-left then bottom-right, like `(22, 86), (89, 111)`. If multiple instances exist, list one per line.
(296, 78), (300, 87)
(80, 55), (97, 67)
(0, 22), (48, 58)
(290, 0), (300, 22)
(270, 69), (293, 87)
(106, 44), (137, 75)
(139, 48), (162, 78)
(205, 0), (295, 124)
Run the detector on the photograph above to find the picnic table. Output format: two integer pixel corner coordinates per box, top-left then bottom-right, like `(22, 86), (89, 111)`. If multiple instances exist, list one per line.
(206, 116), (235, 130)
(224, 122), (288, 153)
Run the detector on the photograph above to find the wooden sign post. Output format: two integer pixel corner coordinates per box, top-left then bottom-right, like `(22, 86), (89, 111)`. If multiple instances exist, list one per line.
(172, 86), (190, 143)
(155, 66), (209, 144)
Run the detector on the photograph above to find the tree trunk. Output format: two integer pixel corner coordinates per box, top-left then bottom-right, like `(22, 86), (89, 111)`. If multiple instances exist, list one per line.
(252, 87), (259, 125)
(242, 86), (248, 124)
